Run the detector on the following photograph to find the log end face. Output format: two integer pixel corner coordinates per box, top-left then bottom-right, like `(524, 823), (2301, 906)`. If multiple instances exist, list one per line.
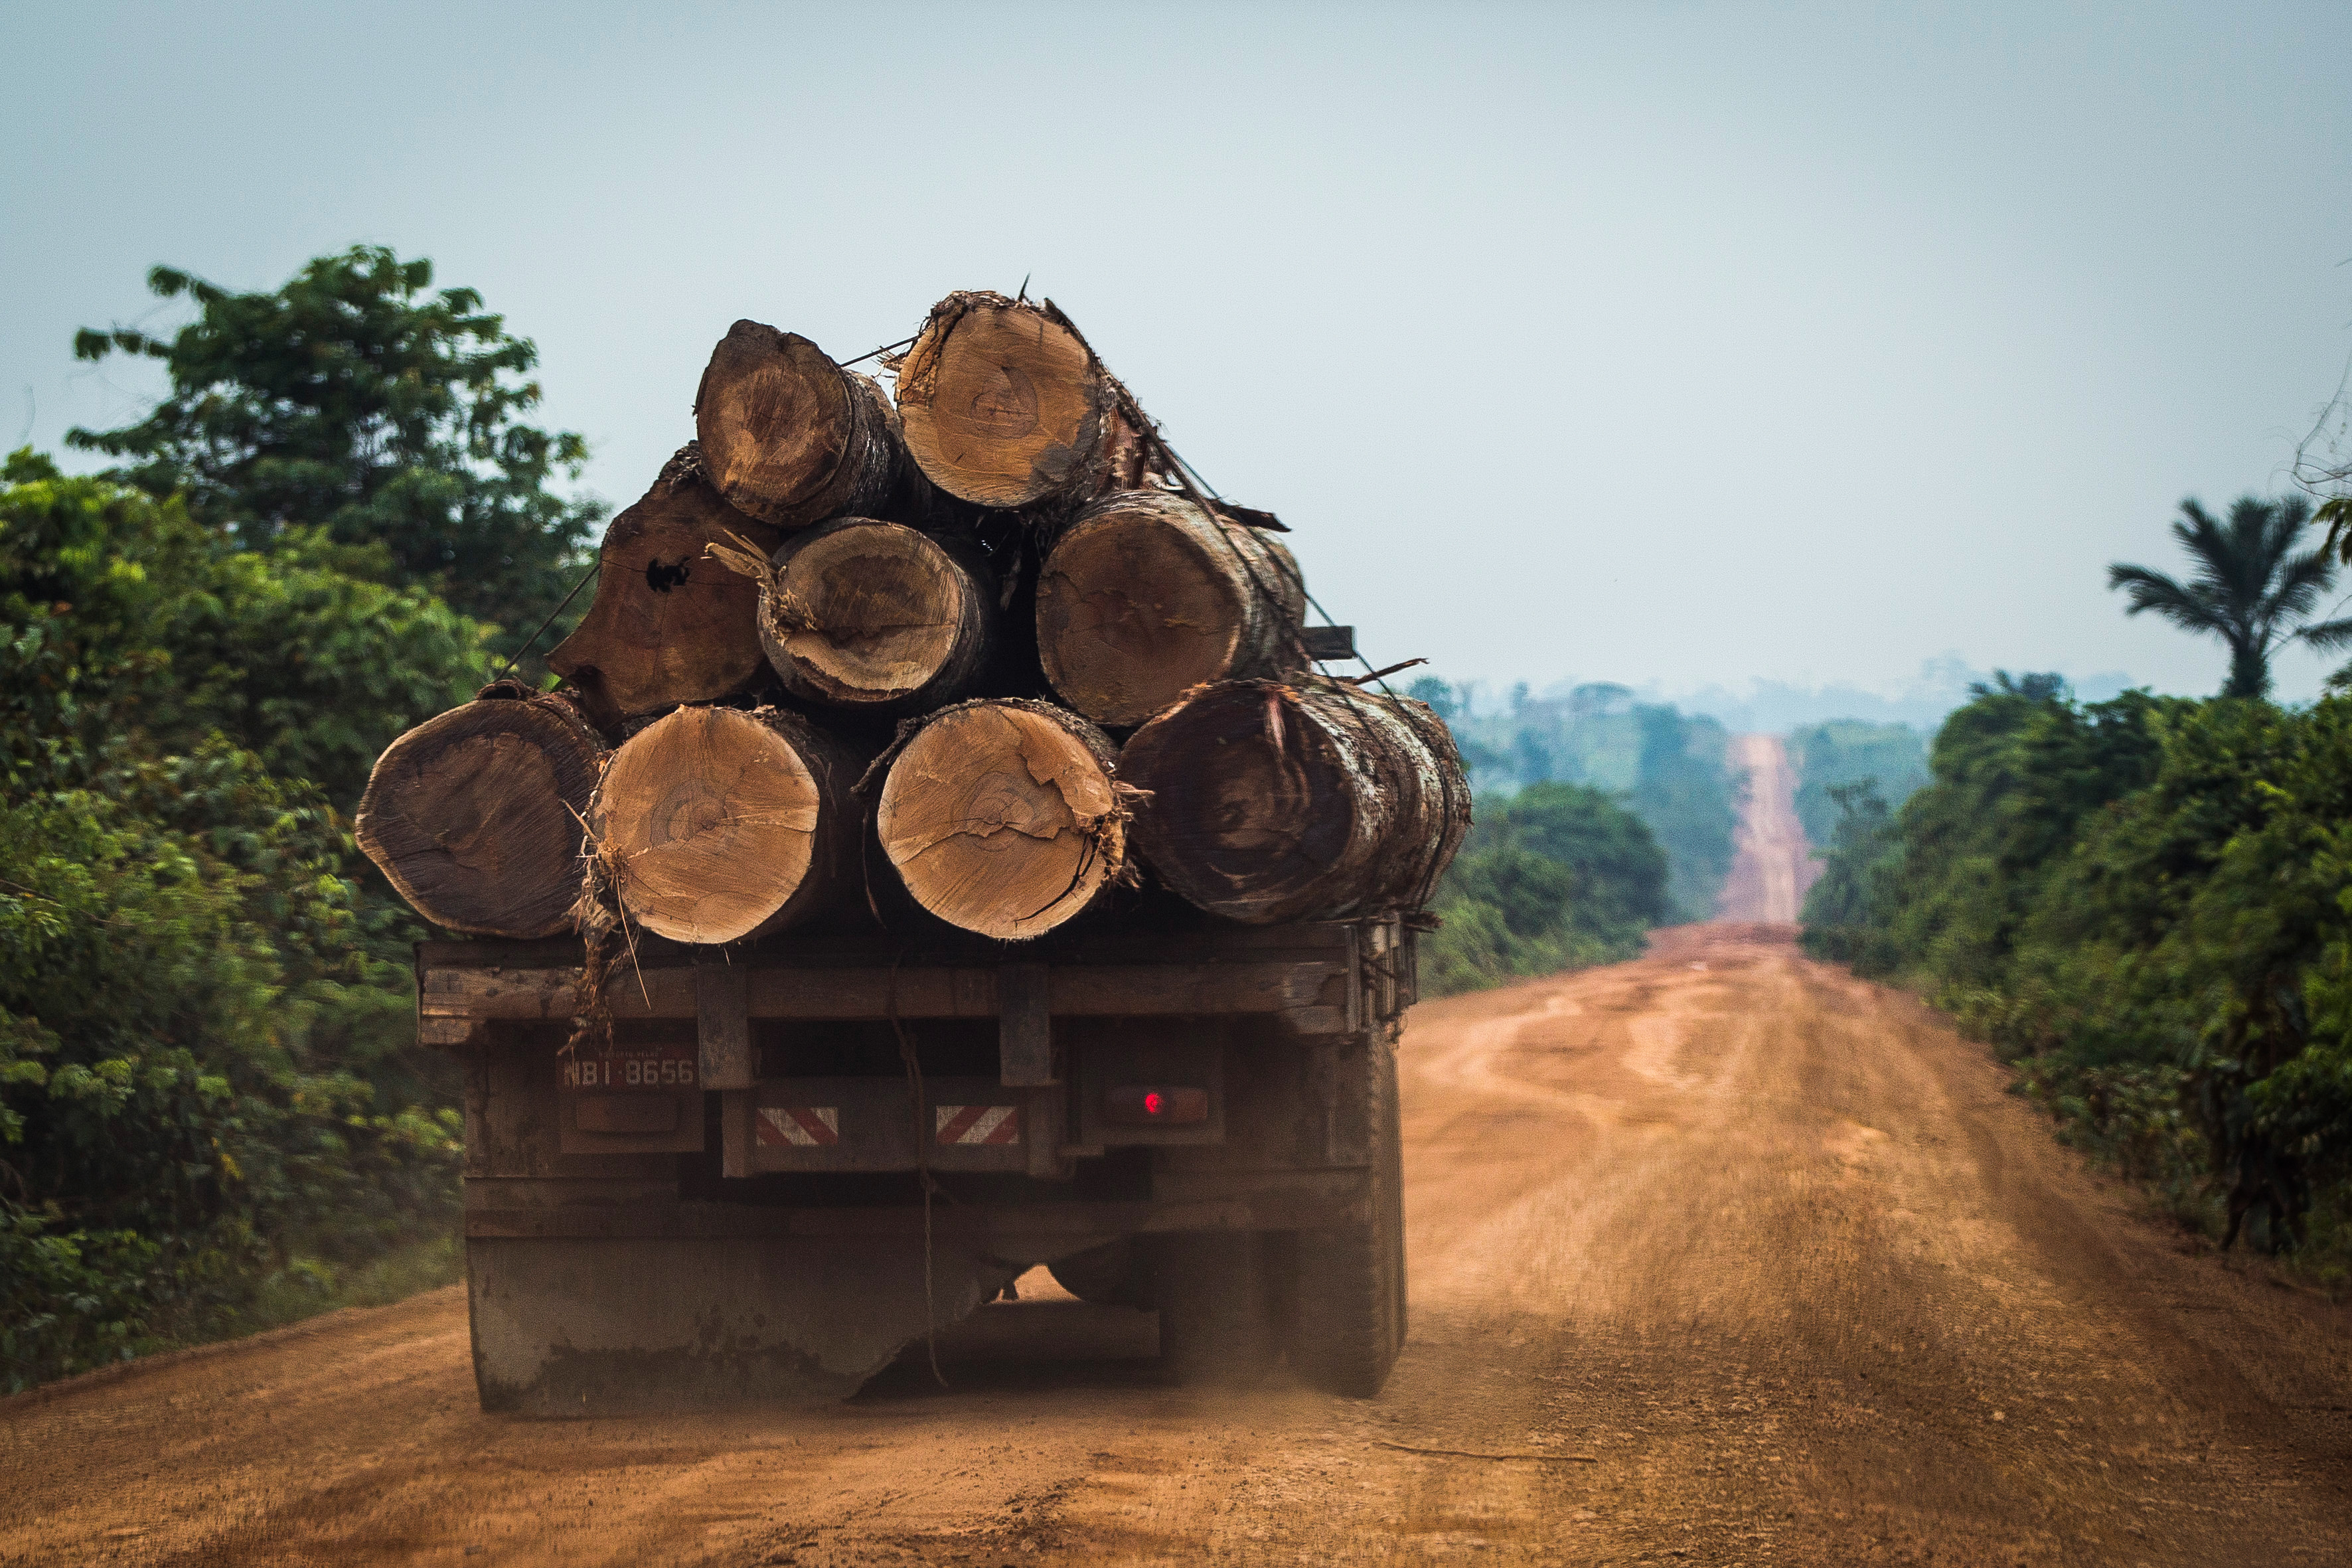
(766, 520), (974, 710)
(1121, 684), (1357, 925)
(356, 701), (600, 937)
(693, 322), (853, 527)
(595, 706), (833, 945)
(1038, 501), (1249, 727)
(897, 302), (1104, 509)
(550, 472), (781, 727)
(876, 702), (1123, 941)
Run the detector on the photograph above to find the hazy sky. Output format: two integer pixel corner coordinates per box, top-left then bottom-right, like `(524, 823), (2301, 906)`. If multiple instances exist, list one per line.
(7, 3), (2350, 705)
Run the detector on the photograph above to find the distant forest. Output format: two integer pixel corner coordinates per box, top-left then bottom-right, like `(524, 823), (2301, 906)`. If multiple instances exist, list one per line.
(1411, 678), (1741, 920)
(1785, 720), (1931, 846)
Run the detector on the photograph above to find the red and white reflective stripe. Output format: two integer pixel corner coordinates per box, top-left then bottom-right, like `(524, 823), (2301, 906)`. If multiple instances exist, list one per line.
(756, 1106), (840, 1146)
(935, 1104), (1020, 1145)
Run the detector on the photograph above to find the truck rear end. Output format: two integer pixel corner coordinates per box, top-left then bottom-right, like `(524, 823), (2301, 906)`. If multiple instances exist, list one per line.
(426, 914), (1413, 1413)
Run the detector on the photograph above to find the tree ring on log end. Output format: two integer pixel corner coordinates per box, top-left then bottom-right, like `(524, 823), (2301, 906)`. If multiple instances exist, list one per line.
(694, 322), (902, 529)
(1038, 491), (1302, 727)
(759, 518), (992, 712)
(355, 696), (603, 938)
(876, 701), (1125, 941)
(594, 705), (860, 945)
(896, 297), (1109, 509)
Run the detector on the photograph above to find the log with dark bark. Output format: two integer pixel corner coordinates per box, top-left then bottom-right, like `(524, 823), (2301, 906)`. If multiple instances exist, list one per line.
(694, 321), (937, 530)
(354, 686), (605, 938)
(1119, 679), (1471, 924)
(547, 444), (781, 732)
(708, 516), (996, 716)
(1036, 490), (1306, 727)
(874, 699), (1129, 941)
(589, 704), (868, 945)
(892, 292), (1148, 509)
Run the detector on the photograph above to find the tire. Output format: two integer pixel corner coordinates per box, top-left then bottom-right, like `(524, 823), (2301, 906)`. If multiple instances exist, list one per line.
(1144, 1230), (1281, 1385)
(1287, 1029), (1406, 1397)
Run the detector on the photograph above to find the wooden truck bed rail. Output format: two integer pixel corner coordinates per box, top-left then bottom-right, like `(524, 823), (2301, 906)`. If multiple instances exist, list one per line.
(417, 917), (1413, 1050)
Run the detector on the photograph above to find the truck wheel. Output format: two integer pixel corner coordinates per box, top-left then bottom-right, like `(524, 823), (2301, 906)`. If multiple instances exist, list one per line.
(1144, 1231), (1280, 1385)
(1289, 1033), (1406, 1397)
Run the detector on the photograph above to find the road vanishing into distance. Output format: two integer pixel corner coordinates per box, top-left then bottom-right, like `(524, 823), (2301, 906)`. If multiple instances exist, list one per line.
(5, 743), (2348, 1567)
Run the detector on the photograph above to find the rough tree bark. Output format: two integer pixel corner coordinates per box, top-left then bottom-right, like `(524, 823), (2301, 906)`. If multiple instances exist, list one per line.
(589, 704), (868, 945)
(354, 684), (605, 938)
(707, 516), (996, 716)
(1119, 678), (1471, 924)
(892, 292), (1149, 510)
(874, 699), (1130, 941)
(1036, 490), (1306, 727)
(694, 321), (940, 530)
(547, 443), (781, 733)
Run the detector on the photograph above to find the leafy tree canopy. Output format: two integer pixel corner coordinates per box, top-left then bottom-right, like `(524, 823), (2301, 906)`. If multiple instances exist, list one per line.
(1, 450), (492, 808)
(1, 454), (478, 1386)
(66, 246), (601, 636)
(2108, 495), (2350, 699)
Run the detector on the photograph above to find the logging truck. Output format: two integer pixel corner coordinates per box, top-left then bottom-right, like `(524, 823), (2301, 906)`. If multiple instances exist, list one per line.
(426, 911), (1413, 1413)
(362, 289), (1466, 1413)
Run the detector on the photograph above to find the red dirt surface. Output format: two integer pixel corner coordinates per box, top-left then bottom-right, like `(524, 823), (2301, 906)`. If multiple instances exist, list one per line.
(1715, 733), (1822, 923)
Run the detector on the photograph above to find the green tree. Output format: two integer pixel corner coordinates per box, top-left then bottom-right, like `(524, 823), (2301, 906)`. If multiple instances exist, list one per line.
(67, 246), (601, 638)
(2107, 495), (2351, 699)
(1, 456), (479, 1386)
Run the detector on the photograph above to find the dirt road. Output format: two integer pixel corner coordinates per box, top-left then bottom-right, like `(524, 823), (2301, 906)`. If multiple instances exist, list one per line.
(15, 721), (2344, 1568)
(1715, 734), (1820, 923)
(9, 927), (2349, 1566)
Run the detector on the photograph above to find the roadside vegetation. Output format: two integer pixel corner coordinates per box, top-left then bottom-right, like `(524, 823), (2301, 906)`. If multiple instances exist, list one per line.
(1, 248), (599, 1390)
(1802, 495), (2352, 1282)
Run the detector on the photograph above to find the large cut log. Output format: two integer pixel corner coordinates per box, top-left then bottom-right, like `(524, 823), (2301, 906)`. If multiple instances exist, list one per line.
(589, 704), (867, 945)
(874, 699), (1130, 941)
(694, 321), (934, 530)
(708, 516), (996, 716)
(355, 685), (605, 937)
(892, 292), (1148, 509)
(1036, 490), (1306, 727)
(1120, 679), (1471, 924)
(547, 443), (781, 733)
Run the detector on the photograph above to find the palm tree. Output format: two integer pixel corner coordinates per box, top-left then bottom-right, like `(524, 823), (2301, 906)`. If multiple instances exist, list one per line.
(2107, 495), (2352, 699)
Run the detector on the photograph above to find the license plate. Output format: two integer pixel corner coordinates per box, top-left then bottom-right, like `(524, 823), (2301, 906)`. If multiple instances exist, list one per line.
(564, 1041), (698, 1091)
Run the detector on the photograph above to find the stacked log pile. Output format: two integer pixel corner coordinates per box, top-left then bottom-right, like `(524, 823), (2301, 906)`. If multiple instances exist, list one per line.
(355, 290), (1470, 947)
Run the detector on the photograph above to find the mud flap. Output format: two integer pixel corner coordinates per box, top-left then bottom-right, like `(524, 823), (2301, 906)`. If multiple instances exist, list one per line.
(466, 1236), (1018, 1416)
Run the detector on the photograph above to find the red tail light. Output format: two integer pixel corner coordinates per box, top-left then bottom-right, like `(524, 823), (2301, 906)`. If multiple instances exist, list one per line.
(1105, 1085), (1210, 1125)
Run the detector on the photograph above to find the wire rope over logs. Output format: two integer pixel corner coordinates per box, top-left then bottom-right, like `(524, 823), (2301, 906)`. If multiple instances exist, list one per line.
(891, 292), (1149, 509)
(873, 698), (1133, 941)
(1036, 489), (1306, 728)
(706, 517), (997, 717)
(1120, 678), (1472, 924)
(589, 704), (869, 945)
(354, 684), (607, 939)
